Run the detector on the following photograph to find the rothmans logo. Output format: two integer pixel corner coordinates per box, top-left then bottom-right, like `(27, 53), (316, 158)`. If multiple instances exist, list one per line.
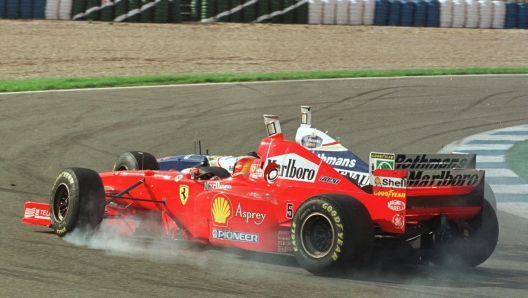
(267, 153), (320, 182)
(212, 196), (232, 226)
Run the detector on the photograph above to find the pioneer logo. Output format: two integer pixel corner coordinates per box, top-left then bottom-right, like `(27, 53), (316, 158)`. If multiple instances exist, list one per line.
(267, 154), (319, 182)
(408, 170), (482, 187)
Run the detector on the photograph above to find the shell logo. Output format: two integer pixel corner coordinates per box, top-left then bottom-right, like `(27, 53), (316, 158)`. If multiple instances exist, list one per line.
(212, 196), (232, 226)
(374, 177), (381, 185)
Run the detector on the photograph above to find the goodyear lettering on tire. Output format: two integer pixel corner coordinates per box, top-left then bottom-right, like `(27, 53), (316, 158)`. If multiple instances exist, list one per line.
(322, 202), (344, 261)
(291, 222), (298, 252)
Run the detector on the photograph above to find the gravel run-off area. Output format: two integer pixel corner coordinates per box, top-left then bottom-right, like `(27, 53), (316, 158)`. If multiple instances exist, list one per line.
(0, 20), (527, 80)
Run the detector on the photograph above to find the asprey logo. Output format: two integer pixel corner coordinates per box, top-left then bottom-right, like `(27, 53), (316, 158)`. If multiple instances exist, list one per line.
(211, 195), (232, 226)
(266, 153), (319, 182)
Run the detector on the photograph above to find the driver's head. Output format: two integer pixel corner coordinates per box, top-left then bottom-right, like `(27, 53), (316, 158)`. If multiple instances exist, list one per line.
(233, 156), (257, 175)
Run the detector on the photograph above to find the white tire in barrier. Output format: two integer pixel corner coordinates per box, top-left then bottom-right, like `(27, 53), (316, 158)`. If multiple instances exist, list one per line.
(439, 0), (453, 28)
(349, 0), (363, 25)
(452, 0), (466, 28)
(479, 0), (492, 28)
(323, 0), (337, 25)
(362, 0), (375, 25)
(309, 0), (324, 24)
(58, 0), (73, 20)
(491, 1), (506, 29)
(465, 0), (479, 28)
(336, 0), (349, 24)
(45, 0), (60, 20)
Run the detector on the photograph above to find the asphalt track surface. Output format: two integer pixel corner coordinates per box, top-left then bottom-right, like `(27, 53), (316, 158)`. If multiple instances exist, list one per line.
(1, 75), (527, 297)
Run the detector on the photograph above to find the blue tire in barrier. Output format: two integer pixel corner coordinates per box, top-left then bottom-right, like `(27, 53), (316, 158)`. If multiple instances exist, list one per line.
(413, 0), (426, 27)
(19, 0), (33, 19)
(6, 0), (20, 18)
(505, 2), (518, 29)
(374, 0), (390, 25)
(388, 0), (402, 26)
(32, 0), (44, 18)
(519, 3), (528, 29)
(0, 0), (6, 19)
(401, 1), (414, 26)
(426, 0), (439, 27)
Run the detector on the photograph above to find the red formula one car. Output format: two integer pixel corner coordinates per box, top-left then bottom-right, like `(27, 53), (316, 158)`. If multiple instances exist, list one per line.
(22, 112), (499, 274)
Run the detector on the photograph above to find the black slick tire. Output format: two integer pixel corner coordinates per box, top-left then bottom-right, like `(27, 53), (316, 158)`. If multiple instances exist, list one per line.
(50, 168), (106, 238)
(291, 194), (374, 274)
(113, 151), (159, 171)
(431, 199), (499, 268)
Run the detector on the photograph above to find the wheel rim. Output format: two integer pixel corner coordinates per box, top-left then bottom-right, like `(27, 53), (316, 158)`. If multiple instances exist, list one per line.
(300, 212), (335, 258)
(53, 183), (70, 222)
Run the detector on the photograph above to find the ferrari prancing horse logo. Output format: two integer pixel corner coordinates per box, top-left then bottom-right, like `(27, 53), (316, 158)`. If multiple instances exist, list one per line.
(180, 185), (189, 205)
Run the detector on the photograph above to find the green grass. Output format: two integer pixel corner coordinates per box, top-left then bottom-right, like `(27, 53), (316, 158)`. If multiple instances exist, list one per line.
(1, 67), (527, 93)
(505, 140), (528, 181)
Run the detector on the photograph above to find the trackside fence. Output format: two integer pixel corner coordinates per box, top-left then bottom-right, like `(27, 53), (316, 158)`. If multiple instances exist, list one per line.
(0, 0), (527, 28)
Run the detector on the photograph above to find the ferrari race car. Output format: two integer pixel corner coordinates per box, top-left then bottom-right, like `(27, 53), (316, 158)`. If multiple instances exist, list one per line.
(22, 110), (499, 274)
(151, 106), (497, 211)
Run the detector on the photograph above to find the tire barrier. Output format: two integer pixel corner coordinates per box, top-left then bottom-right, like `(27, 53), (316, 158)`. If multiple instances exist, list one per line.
(492, 0), (506, 28)
(426, 0), (439, 26)
(480, 0), (493, 28)
(363, 0), (376, 25)
(100, 0), (114, 21)
(505, 1), (518, 28)
(400, 0), (414, 26)
(7, 0), (20, 19)
(452, 0), (465, 28)
(1, 0), (527, 29)
(335, 0), (347, 25)
(465, 0), (478, 28)
(413, 0), (426, 25)
(519, 3), (528, 28)
(374, 0), (389, 25)
(388, 0), (402, 26)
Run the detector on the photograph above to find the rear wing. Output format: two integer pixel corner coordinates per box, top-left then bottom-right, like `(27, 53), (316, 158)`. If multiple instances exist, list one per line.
(370, 152), (484, 193)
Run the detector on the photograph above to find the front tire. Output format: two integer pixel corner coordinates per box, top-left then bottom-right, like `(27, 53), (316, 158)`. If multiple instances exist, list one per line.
(291, 194), (374, 274)
(50, 168), (106, 238)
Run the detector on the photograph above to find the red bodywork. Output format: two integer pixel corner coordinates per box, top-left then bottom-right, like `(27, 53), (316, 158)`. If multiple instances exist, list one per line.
(22, 129), (484, 254)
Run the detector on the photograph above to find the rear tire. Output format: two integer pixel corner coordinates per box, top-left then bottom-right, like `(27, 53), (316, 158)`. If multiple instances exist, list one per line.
(50, 168), (106, 238)
(431, 199), (499, 268)
(291, 194), (374, 274)
(484, 182), (497, 211)
(113, 151), (159, 171)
